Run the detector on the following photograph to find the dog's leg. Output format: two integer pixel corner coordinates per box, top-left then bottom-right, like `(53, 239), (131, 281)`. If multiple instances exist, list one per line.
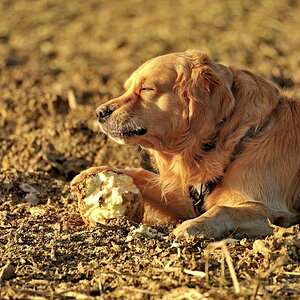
(122, 168), (197, 223)
(71, 166), (196, 223)
(173, 202), (274, 239)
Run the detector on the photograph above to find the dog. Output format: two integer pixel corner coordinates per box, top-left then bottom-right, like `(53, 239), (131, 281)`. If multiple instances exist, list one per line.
(74, 50), (300, 238)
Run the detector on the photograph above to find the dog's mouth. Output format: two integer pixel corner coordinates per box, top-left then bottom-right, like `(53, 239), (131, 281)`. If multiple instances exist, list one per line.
(121, 128), (148, 137)
(102, 125), (148, 141)
(99, 117), (148, 143)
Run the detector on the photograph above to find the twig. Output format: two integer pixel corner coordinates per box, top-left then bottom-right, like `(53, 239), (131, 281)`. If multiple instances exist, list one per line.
(204, 247), (210, 285)
(204, 239), (240, 293)
(252, 255), (287, 299)
(67, 89), (78, 109)
(156, 266), (205, 278)
(252, 279), (260, 300)
(260, 256), (286, 279)
(220, 250), (225, 289)
(283, 271), (300, 276)
(223, 246), (240, 293)
(183, 268), (206, 278)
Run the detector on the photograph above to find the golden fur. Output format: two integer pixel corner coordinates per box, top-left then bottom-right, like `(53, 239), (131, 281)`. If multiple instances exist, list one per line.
(80, 50), (300, 238)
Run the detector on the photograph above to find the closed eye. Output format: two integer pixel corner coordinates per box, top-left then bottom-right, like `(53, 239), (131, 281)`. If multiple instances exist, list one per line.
(139, 87), (155, 93)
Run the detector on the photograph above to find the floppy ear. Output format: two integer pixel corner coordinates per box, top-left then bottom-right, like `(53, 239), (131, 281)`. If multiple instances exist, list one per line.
(176, 51), (231, 132)
(178, 65), (219, 117)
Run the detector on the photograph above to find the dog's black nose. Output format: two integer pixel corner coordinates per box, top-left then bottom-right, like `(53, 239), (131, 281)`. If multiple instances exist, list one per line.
(95, 105), (114, 121)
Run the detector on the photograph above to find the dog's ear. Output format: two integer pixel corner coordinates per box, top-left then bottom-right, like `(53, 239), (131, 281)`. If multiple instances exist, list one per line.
(176, 51), (223, 122)
(192, 65), (221, 93)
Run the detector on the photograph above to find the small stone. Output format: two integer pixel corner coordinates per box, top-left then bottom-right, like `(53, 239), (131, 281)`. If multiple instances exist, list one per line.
(253, 239), (269, 255)
(133, 224), (156, 238)
(126, 235), (133, 242)
(0, 211), (7, 221)
(0, 263), (15, 280)
(240, 238), (248, 246)
(29, 206), (47, 216)
(25, 193), (39, 205)
(171, 242), (181, 248)
(19, 183), (38, 194)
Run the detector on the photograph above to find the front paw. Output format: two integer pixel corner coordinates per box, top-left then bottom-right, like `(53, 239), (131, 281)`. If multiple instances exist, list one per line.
(173, 218), (220, 239)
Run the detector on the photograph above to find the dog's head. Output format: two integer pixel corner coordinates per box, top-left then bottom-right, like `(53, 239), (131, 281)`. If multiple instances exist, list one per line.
(96, 50), (235, 153)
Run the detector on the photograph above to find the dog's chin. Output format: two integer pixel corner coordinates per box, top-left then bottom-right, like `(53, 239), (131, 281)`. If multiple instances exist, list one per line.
(102, 127), (148, 145)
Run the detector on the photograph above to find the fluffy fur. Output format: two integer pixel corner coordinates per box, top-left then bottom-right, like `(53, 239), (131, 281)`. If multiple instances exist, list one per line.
(81, 50), (300, 238)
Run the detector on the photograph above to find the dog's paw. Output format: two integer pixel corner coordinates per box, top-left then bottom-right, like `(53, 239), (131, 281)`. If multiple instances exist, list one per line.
(173, 218), (220, 239)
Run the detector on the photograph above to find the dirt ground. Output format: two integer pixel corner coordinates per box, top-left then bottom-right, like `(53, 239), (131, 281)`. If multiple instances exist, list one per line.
(0, 0), (299, 299)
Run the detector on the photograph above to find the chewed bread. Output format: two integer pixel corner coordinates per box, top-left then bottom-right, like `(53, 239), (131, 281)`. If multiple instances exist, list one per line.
(71, 170), (144, 225)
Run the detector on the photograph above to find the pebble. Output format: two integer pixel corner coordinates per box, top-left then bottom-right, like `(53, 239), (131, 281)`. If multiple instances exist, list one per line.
(19, 183), (38, 193)
(252, 239), (270, 255)
(29, 206), (48, 216)
(25, 193), (39, 205)
(0, 263), (15, 280)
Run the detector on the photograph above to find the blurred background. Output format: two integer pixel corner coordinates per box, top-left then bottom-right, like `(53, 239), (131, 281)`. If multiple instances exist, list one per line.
(1, 0), (300, 180)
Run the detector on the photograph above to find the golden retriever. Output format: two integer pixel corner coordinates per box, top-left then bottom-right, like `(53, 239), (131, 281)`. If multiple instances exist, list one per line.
(75, 50), (300, 238)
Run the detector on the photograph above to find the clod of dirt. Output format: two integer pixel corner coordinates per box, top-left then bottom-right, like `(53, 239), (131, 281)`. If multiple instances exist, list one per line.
(0, 263), (15, 281)
(24, 193), (39, 205)
(29, 206), (48, 217)
(19, 183), (38, 194)
(19, 183), (40, 204)
(252, 239), (270, 256)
